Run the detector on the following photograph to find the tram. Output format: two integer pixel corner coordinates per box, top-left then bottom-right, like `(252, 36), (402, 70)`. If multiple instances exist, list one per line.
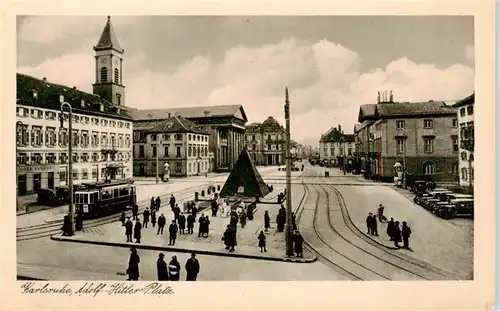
(74, 179), (137, 218)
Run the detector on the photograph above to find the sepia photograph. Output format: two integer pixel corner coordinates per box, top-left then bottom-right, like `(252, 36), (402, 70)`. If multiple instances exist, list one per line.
(3, 2), (495, 309)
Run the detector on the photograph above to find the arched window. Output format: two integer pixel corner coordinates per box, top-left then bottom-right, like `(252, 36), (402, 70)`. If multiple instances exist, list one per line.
(461, 168), (468, 181)
(451, 162), (459, 175)
(423, 161), (436, 175)
(114, 68), (119, 83)
(100, 67), (108, 82)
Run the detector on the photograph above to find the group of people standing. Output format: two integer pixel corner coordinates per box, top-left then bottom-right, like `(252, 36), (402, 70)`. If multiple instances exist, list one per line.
(127, 247), (200, 281)
(365, 204), (413, 249)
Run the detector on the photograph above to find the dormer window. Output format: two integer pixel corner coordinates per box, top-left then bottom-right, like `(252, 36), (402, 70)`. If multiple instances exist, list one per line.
(81, 100), (85, 108)
(29, 90), (38, 99)
(59, 94), (64, 102)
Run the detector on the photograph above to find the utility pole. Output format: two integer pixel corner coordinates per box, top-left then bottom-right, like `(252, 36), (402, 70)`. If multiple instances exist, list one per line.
(284, 86), (294, 257)
(60, 102), (75, 236)
(403, 133), (407, 188)
(156, 135), (159, 184)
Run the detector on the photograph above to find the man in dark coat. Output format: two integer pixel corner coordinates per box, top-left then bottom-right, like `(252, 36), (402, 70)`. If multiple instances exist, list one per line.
(173, 204), (181, 221)
(372, 214), (378, 236)
(186, 214), (194, 234)
(203, 216), (210, 237)
(185, 252), (200, 281)
(264, 211), (271, 232)
(157, 253), (169, 281)
(229, 212), (239, 234)
(143, 208), (150, 228)
(211, 199), (218, 217)
(387, 217), (395, 241)
(366, 213), (374, 235)
(169, 194), (176, 210)
(240, 211), (247, 228)
(151, 209), (157, 227)
(150, 197), (155, 210)
(157, 213), (166, 235)
(178, 213), (186, 234)
(168, 220), (178, 246)
(168, 255), (181, 281)
(134, 220), (142, 243)
(191, 204), (198, 219)
(291, 213), (297, 231)
(401, 221), (412, 249)
(393, 221), (402, 248)
(132, 203), (139, 220)
(293, 230), (304, 257)
(119, 212), (126, 226)
(222, 225), (235, 252)
(125, 217), (133, 242)
(155, 196), (161, 211)
(127, 247), (140, 281)
(198, 214), (205, 237)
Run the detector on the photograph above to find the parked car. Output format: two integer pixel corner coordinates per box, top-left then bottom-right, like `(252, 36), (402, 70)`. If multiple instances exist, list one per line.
(451, 198), (474, 218)
(411, 181), (428, 195)
(434, 202), (458, 219)
(36, 188), (60, 206)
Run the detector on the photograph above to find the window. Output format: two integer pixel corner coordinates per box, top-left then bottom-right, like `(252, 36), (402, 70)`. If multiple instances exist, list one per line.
(32, 153), (42, 164)
(17, 153), (27, 165)
(59, 170), (67, 183)
(189, 163), (192, 172)
(72, 131), (79, 147)
(460, 108), (466, 117)
(72, 169), (79, 180)
(423, 161), (436, 175)
(175, 134), (183, 140)
(188, 134), (191, 140)
(424, 119), (433, 129)
(188, 145), (192, 157)
(461, 168), (468, 181)
(452, 118), (458, 127)
(46, 153), (56, 164)
(151, 134), (157, 141)
(396, 120), (405, 129)
(92, 132), (99, 147)
(253, 144), (256, 150)
(176, 146), (181, 157)
(60, 153), (67, 164)
(152, 146), (157, 157)
(424, 137), (434, 153)
(452, 162), (459, 175)
(100, 67), (108, 82)
(396, 139), (405, 153)
(81, 131), (89, 147)
(268, 144), (271, 150)
(72, 153), (78, 163)
(81, 153), (89, 162)
(452, 136), (459, 152)
(268, 135), (271, 140)
(163, 134), (170, 141)
(92, 153), (98, 162)
(467, 105), (474, 115)
(164, 146), (169, 157)
(31, 126), (43, 146)
(114, 68), (119, 84)
(92, 168), (97, 179)
(139, 146), (145, 158)
(17, 125), (29, 146)
(82, 169), (88, 180)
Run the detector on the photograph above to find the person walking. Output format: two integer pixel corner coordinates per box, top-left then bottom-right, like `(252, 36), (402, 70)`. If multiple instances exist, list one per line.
(168, 255), (181, 281)
(211, 199), (218, 217)
(240, 210), (247, 228)
(125, 217), (133, 242)
(151, 209), (157, 228)
(366, 213), (374, 235)
(198, 214), (205, 237)
(393, 221), (402, 248)
(258, 230), (267, 252)
(127, 247), (140, 281)
(222, 225), (235, 252)
(291, 212), (297, 231)
(186, 213), (194, 234)
(168, 220), (178, 246)
(372, 213), (379, 236)
(134, 220), (142, 244)
(185, 252), (200, 281)
(150, 197), (155, 211)
(203, 216), (210, 238)
(191, 203), (198, 219)
(173, 204), (181, 221)
(178, 213), (186, 234)
(264, 210), (271, 232)
(169, 194), (176, 210)
(142, 208), (150, 228)
(157, 253), (169, 281)
(157, 213), (166, 235)
(387, 217), (395, 241)
(293, 230), (304, 257)
(132, 203), (139, 220)
(119, 211), (126, 226)
(401, 221), (412, 249)
(155, 196), (161, 211)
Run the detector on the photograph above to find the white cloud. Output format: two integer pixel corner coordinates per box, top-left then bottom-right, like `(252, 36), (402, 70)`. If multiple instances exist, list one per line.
(18, 38), (474, 146)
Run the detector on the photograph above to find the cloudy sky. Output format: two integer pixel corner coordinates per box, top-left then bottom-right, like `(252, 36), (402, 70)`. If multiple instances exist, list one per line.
(17, 16), (474, 146)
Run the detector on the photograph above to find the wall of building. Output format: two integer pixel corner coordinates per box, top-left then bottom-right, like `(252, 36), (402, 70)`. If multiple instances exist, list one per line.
(457, 103), (474, 187)
(245, 128), (285, 166)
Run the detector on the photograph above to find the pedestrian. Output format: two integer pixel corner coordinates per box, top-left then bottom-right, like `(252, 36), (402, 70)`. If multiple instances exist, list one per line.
(127, 247), (140, 281)
(134, 220), (142, 243)
(168, 255), (181, 281)
(211, 199), (218, 217)
(125, 217), (133, 242)
(157, 253), (169, 281)
(185, 252), (200, 281)
(169, 194), (176, 210)
(178, 213), (186, 234)
(264, 210), (271, 232)
(203, 215), (210, 237)
(173, 204), (181, 221)
(186, 213), (194, 234)
(143, 208), (150, 228)
(229, 211), (239, 231)
(258, 230), (267, 252)
(191, 203), (198, 219)
(387, 217), (395, 241)
(156, 196), (161, 211)
(168, 220), (178, 246)
(372, 213), (379, 236)
(393, 221), (402, 248)
(401, 221), (412, 249)
(157, 213), (166, 235)
(119, 211), (126, 226)
(240, 210), (247, 228)
(366, 213), (374, 235)
(151, 197), (155, 210)
(291, 212), (297, 231)
(293, 230), (304, 257)
(222, 225), (235, 252)
(151, 209), (157, 227)
(132, 203), (139, 220)
(198, 214), (205, 237)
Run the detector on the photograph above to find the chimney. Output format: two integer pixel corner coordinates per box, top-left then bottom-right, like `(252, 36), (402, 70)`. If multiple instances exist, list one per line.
(390, 91), (394, 102)
(168, 113), (171, 118)
(338, 124), (341, 132)
(72, 86), (77, 90)
(42, 77), (47, 82)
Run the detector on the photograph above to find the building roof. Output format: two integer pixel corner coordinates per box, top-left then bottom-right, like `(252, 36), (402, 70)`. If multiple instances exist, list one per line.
(358, 104), (377, 122)
(453, 93), (474, 108)
(262, 116), (280, 126)
(376, 101), (456, 118)
(94, 16), (123, 53)
(127, 105), (248, 122)
(16, 73), (132, 120)
(133, 116), (209, 135)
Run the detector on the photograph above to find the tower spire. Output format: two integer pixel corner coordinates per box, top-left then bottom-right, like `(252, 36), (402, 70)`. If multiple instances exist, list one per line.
(94, 16), (123, 52)
(285, 86), (289, 104)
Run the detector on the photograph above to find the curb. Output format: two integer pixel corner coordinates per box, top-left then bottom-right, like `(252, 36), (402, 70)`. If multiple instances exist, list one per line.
(50, 235), (317, 264)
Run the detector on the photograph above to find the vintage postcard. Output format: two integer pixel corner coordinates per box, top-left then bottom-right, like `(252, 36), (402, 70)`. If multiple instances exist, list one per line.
(1, 0), (495, 310)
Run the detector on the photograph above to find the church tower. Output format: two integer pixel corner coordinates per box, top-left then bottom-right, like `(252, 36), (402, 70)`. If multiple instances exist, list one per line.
(92, 16), (125, 106)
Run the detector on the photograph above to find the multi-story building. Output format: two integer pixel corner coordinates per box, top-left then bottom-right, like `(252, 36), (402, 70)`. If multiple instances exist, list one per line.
(16, 16), (135, 195)
(354, 98), (459, 182)
(16, 74), (133, 195)
(244, 116), (286, 166)
(319, 125), (355, 166)
(453, 93), (474, 188)
(132, 116), (210, 177)
(129, 105), (247, 172)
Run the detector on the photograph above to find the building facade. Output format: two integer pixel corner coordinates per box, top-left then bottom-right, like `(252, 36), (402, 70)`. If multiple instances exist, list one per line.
(453, 93), (474, 187)
(354, 99), (459, 182)
(244, 116), (286, 166)
(319, 125), (355, 166)
(132, 117), (210, 177)
(128, 105), (247, 172)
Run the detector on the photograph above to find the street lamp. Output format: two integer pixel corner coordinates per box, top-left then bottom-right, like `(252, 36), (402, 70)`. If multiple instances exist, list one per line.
(284, 87), (294, 257)
(60, 102), (75, 236)
(16, 121), (24, 212)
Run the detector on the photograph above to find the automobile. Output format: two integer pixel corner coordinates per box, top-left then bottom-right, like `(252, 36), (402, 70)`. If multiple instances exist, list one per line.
(450, 198), (474, 218)
(414, 193), (431, 204)
(36, 188), (60, 206)
(421, 198), (441, 210)
(433, 202), (458, 219)
(444, 193), (474, 202)
(412, 181), (428, 195)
